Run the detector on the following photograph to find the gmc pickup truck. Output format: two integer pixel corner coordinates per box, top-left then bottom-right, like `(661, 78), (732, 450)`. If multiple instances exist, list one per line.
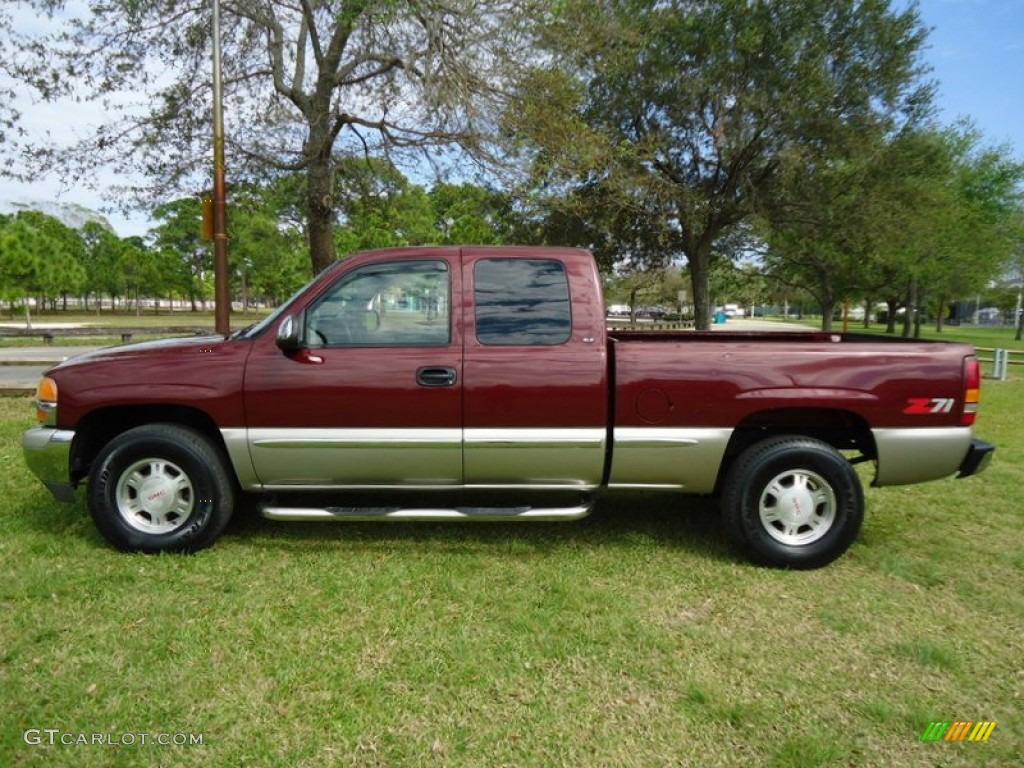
(23, 246), (994, 568)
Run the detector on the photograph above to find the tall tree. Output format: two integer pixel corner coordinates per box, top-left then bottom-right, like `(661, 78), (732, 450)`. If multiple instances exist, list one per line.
(80, 221), (127, 313)
(13, 210), (87, 311)
(229, 184), (309, 307)
(0, 215), (44, 326)
(508, 0), (932, 328)
(151, 199), (214, 312)
(119, 236), (163, 316)
(0, 211), (87, 319)
(2, 0), (541, 274)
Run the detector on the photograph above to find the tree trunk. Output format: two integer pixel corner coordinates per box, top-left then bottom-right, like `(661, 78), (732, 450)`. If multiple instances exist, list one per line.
(687, 240), (714, 331)
(885, 299), (898, 333)
(902, 279), (916, 338)
(820, 301), (835, 332)
(307, 152), (338, 275)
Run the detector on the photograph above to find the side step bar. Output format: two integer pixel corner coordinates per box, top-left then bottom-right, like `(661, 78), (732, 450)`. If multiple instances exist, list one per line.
(259, 501), (594, 523)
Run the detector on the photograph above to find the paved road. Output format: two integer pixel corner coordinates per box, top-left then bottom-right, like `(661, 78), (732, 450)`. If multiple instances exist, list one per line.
(0, 347), (102, 393)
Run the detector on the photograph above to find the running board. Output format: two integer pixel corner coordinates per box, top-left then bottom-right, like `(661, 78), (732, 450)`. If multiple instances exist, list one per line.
(259, 502), (593, 523)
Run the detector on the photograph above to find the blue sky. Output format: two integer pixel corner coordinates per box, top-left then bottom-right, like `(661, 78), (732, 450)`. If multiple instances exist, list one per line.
(916, 0), (1024, 152)
(1, 0), (1022, 237)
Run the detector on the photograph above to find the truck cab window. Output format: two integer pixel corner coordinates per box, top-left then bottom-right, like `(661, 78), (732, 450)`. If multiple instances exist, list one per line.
(306, 260), (450, 347)
(474, 258), (571, 345)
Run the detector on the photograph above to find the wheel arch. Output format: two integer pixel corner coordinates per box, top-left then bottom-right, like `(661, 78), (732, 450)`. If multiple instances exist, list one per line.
(715, 407), (875, 494)
(70, 405), (229, 486)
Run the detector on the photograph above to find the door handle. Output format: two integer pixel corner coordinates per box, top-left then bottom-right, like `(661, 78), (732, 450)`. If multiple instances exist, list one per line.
(416, 366), (458, 387)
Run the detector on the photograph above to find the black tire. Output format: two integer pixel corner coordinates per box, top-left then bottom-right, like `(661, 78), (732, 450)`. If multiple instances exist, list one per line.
(721, 435), (863, 569)
(88, 424), (235, 553)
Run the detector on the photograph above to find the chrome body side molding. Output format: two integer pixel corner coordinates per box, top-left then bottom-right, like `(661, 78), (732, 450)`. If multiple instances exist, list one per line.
(871, 427), (974, 486)
(608, 427), (733, 492)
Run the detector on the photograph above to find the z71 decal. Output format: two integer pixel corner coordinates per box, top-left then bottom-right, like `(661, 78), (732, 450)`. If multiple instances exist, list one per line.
(903, 397), (956, 415)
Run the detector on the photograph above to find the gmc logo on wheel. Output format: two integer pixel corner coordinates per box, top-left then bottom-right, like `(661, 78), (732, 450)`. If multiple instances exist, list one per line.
(903, 397), (956, 415)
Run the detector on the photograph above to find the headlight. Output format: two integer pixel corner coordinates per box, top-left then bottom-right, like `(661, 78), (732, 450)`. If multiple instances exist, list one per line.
(35, 377), (58, 426)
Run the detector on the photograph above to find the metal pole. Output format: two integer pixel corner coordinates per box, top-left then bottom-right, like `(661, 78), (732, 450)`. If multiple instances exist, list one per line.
(211, 0), (230, 336)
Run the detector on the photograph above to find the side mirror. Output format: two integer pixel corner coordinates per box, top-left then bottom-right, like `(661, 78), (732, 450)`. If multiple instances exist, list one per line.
(275, 314), (302, 352)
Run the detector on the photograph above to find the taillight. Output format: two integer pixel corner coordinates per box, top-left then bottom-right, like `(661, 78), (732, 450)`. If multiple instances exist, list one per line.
(962, 356), (980, 426)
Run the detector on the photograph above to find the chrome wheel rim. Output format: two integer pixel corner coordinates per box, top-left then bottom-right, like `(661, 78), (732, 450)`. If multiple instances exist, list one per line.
(758, 469), (836, 546)
(115, 458), (194, 534)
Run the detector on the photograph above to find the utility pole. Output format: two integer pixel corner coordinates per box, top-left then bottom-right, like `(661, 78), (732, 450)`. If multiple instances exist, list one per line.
(211, 0), (230, 336)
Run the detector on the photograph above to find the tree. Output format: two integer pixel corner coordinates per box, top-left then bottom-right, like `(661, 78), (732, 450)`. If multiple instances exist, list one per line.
(13, 210), (87, 311)
(508, 0), (932, 329)
(1007, 209), (1024, 341)
(760, 131), (928, 331)
(228, 184), (309, 308)
(430, 182), (515, 245)
(119, 236), (163, 315)
(80, 221), (127, 313)
(2, 1), (542, 276)
(331, 157), (436, 253)
(0, 215), (44, 326)
(0, 211), (87, 320)
(151, 199), (215, 312)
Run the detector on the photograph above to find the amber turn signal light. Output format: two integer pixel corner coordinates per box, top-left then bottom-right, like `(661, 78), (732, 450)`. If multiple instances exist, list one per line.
(35, 376), (58, 425)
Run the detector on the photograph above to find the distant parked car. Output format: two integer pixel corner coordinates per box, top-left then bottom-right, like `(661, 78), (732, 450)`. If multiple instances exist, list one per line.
(723, 304), (744, 318)
(607, 304), (631, 317)
(638, 305), (666, 320)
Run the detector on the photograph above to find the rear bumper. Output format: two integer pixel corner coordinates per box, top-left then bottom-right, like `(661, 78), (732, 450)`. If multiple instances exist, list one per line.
(957, 439), (995, 479)
(22, 427), (77, 502)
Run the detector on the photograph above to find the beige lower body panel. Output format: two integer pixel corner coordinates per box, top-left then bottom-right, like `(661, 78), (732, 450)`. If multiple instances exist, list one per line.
(871, 427), (973, 486)
(223, 427), (606, 491)
(607, 427), (733, 493)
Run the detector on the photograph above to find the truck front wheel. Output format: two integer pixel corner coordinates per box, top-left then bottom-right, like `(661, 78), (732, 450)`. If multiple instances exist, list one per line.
(721, 436), (863, 569)
(88, 424), (235, 553)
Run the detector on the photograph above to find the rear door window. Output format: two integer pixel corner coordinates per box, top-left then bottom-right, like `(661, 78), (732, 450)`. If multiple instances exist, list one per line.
(473, 259), (571, 345)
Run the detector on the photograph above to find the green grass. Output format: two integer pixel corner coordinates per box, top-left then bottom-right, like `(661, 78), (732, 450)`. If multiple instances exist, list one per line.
(1, 386), (1022, 767)
(843, 322), (1024, 351)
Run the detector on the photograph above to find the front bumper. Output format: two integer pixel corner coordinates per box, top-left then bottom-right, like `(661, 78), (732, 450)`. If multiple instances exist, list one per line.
(22, 427), (77, 502)
(957, 439), (995, 479)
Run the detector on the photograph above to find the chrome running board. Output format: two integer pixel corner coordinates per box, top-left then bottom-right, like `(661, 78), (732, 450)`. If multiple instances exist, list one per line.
(259, 502), (593, 523)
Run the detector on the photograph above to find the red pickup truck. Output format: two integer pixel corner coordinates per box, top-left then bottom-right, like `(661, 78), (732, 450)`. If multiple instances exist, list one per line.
(23, 246), (994, 568)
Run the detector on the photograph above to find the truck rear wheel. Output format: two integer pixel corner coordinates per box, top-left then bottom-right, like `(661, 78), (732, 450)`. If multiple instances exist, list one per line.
(721, 436), (863, 569)
(88, 424), (235, 553)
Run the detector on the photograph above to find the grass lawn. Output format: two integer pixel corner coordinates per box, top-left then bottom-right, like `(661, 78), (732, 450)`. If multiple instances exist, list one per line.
(1, 381), (1022, 767)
